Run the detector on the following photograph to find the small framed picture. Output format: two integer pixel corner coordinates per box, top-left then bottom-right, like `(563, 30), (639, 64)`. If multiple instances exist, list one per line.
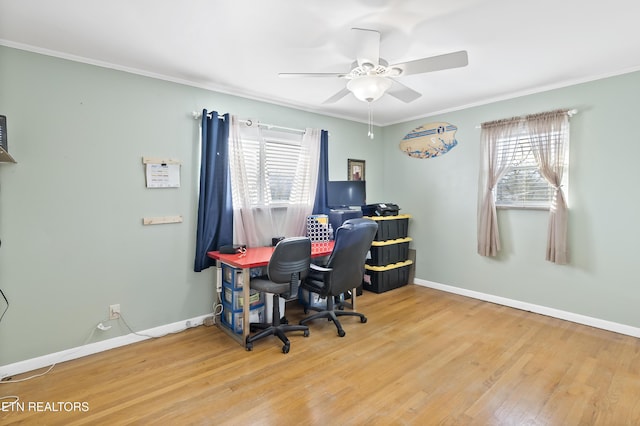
(348, 159), (365, 181)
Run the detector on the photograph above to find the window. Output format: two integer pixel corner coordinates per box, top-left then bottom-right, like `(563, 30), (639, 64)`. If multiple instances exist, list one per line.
(495, 128), (568, 209)
(478, 109), (571, 262)
(231, 128), (311, 208)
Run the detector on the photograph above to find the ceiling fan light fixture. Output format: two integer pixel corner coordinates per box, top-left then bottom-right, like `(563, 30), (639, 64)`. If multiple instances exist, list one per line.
(347, 75), (392, 103)
(361, 62), (375, 71)
(389, 67), (403, 76)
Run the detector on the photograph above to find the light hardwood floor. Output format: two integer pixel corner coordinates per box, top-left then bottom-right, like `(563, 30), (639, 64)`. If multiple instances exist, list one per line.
(2, 285), (640, 425)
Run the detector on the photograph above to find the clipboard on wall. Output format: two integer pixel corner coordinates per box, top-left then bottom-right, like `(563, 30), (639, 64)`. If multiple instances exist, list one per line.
(142, 157), (181, 188)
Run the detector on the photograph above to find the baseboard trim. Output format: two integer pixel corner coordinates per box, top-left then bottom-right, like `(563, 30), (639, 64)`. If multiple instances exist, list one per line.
(0, 314), (212, 380)
(5, 283), (639, 379)
(414, 278), (640, 339)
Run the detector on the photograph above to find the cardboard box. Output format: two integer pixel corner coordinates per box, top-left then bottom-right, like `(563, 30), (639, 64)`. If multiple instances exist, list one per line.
(306, 214), (332, 242)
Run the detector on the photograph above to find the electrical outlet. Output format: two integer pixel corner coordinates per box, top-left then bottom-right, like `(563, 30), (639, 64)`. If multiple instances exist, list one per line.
(109, 304), (120, 320)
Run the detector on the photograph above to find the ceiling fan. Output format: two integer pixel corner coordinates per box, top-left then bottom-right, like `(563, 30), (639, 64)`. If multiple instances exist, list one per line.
(279, 28), (469, 106)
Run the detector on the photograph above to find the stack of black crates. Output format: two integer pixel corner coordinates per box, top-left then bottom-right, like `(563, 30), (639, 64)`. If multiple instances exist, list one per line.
(362, 211), (413, 293)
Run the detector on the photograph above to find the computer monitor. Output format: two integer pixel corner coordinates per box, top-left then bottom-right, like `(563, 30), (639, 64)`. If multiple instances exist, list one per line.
(326, 180), (366, 209)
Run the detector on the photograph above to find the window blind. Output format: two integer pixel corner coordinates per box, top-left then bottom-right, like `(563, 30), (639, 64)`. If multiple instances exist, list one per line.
(495, 129), (567, 209)
(234, 131), (309, 207)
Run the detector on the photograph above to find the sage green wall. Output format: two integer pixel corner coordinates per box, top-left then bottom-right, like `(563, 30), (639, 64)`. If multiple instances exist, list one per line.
(0, 46), (383, 365)
(381, 70), (640, 327)
(3, 43), (639, 367)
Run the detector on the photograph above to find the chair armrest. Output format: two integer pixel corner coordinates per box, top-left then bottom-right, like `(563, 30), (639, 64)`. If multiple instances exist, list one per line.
(309, 263), (332, 273)
(308, 263), (333, 283)
(303, 263), (334, 297)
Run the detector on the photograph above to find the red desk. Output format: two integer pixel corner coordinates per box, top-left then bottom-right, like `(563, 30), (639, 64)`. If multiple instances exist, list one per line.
(207, 241), (334, 346)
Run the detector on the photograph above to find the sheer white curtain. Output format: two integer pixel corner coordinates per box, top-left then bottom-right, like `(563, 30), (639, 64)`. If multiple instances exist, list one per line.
(229, 115), (264, 247)
(282, 128), (321, 237)
(477, 118), (521, 256)
(229, 116), (321, 247)
(526, 111), (570, 264)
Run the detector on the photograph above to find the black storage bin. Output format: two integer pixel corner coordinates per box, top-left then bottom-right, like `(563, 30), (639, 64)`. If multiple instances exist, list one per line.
(367, 238), (411, 266)
(363, 260), (413, 293)
(367, 215), (410, 241)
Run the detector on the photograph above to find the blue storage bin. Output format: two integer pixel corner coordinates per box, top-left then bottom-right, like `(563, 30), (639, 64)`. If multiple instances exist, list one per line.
(220, 301), (265, 334)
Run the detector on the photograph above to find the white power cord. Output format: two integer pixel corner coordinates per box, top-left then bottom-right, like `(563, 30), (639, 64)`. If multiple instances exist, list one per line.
(1, 312), (210, 384)
(0, 395), (20, 408)
(0, 321), (105, 384)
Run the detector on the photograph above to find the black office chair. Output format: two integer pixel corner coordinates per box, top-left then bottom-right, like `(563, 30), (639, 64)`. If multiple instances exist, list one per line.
(299, 218), (378, 337)
(246, 237), (311, 353)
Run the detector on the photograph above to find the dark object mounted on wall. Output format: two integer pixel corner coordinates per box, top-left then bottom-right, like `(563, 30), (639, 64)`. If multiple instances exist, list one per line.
(0, 115), (16, 163)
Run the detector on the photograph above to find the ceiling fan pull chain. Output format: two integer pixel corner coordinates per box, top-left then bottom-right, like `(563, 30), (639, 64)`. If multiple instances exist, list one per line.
(368, 102), (374, 139)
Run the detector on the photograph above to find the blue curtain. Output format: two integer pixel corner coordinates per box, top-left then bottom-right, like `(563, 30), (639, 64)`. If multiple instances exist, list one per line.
(194, 110), (234, 272)
(312, 130), (330, 215)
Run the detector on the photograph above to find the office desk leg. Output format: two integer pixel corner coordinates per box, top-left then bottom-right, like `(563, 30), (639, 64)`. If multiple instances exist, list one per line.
(241, 267), (251, 349)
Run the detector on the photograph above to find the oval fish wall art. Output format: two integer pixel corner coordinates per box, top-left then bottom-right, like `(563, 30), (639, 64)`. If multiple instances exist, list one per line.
(399, 122), (459, 159)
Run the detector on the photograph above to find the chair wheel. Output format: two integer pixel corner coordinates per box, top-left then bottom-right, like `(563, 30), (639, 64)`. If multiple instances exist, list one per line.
(304, 330), (310, 337)
(361, 316), (368, 323)
(338, 329), (346, 337)
(281, 316), (289, 325)
(246, 342), (253, 351)
(282, 344), (290, 354)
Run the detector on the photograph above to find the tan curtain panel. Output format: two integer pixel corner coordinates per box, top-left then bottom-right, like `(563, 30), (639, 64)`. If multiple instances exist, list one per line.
(477, 118), (522, 256)
(526, 110), (570, 264)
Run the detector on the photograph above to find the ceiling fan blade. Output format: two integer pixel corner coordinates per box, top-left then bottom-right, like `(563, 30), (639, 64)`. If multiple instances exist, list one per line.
(352, 28), (380, 67)
(386, 80), (422, 103)
(279, 72), (348, 78)
(322, 87), (351, 104)
(391, 50), (468, 76)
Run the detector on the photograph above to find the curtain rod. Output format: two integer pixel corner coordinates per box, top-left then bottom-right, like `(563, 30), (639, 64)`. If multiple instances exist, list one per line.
(475, 109), (578, 129)
(191, 111), (306, 134)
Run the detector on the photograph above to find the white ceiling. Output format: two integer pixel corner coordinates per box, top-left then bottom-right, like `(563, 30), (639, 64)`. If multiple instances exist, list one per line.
(2, 0), (640, 126)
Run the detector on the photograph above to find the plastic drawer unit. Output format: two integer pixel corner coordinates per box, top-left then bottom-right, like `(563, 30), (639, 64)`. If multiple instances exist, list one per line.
(223, 284), (264, 311)
(220, 264), (265, 334)
(221, 303), (265, 334)
(222, 264), (244, 289)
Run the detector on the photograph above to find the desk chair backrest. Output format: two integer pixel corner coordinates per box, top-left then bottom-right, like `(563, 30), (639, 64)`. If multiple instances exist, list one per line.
(324, 218), (378, 296)
(247, 237), (312, 352)
(268, 237), (312, 285)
